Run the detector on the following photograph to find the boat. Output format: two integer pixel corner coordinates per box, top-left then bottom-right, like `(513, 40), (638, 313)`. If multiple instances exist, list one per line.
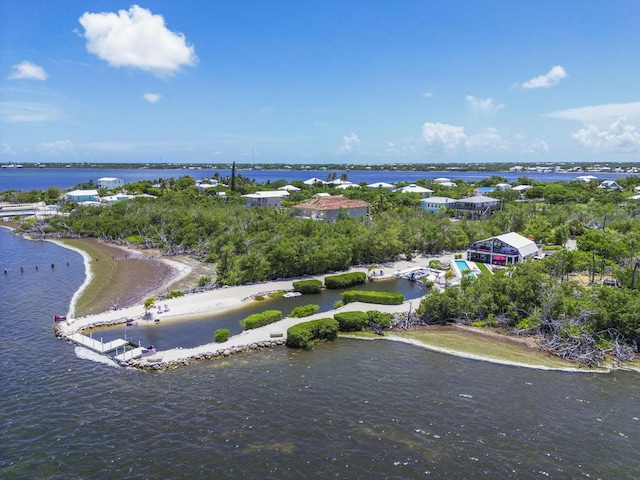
(283, 292), (302, 298)
(53, 315), (67, 322)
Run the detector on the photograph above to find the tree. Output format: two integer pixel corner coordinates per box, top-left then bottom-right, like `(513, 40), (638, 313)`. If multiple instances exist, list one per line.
(143, 296), (156, 318)
(231, 161), (236, 192)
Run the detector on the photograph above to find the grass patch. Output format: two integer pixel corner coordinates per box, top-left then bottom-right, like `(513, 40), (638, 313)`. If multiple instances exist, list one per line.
(268, 290), (286, 298)
(60, 238), (118, 317)
(346, 327), (580, 369)
(475, 262), (492, 275)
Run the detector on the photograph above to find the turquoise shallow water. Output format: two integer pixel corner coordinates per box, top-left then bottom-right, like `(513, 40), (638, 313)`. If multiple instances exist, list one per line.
(2, 227), (640, 479)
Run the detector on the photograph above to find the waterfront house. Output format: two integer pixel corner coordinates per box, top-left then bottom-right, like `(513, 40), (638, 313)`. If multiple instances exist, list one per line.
(278, 184), (301, 191)
(467, 232), (539, 266)
(303, 177), (325, 186)
(420, 196), (455, 214)
(292, 195), (370, 221)
(242, 190), (290, 208)
(453, 195), (500, 220)
(97, 177), (124, 190)
(66, 189), (99, 203)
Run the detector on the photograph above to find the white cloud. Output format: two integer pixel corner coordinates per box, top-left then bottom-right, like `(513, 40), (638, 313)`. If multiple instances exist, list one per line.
(466, 128), (509, 152)
(1, 144), (14, 155)
(422, 122), (467, 152)
(37, 140), (74, 154)
(0, 102), (58, 122)
(465, 95), (504, 113)
(8, 61), (48, 81)
(79, 5), (197, 77)
(421, 92), (434, 98)
(523, 139), (549, 154)
(571, 118), (640, 153)
(521, 65), (567, 89)
(422, 123), (511, 153)
(546, 102), (640, 126)
(142, 93), (162, 103)
(336, 133), (362, 155)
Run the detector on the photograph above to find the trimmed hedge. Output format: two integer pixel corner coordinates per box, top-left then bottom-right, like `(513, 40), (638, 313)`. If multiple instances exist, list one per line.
(292, 279), (323, 294)
(214, 328), (230, 343)
(286, 318), (339, 349)
(324, 272), (366, 289)
(289, 304), (320, 318)
(334, 311), (368, 331)
(334, 310), (395, 332)
(240, 310), (282, 330)
(341, 290), (404, 305)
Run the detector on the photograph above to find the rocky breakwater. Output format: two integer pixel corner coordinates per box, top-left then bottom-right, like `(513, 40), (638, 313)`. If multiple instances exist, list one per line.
(128, 330), (287, 371)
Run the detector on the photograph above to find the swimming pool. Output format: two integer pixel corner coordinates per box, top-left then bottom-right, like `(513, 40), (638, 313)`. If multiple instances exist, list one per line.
(454, 259), (477, 278)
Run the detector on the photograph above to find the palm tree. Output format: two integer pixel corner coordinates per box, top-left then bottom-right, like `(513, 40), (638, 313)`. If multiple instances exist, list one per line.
(444, 269), (454, 288)
(143, 296), (156, 319)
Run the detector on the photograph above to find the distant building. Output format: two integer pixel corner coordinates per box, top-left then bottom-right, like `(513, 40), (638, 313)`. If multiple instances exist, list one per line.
(366, 182), (395, 189)
(292, 195), (370, 221)
(598, 180), (621, 190)
(395, 184), (434, 197)
(453, 195), (500, 220)
(242, 190), (290, 208)
(467, 232), (539, 266)
(420, 196), (455, 213)
(66, 189), (99, 203)
(97, 177), (124, 190)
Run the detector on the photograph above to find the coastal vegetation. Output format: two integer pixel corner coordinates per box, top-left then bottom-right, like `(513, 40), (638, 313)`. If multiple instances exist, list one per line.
(8, 170), (640, 366)
(324, 272), (366, 289)
(292, 279), (323, 294)
(289, 304), (320, 318)
(214, 328), (230, 343)
(342, 290), (404, 305)
(240, 310), (282, 330)
(285, 318), (339, 349)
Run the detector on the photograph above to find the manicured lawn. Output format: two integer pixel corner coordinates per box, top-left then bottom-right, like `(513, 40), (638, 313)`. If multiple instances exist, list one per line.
(475, 261), (492, 275)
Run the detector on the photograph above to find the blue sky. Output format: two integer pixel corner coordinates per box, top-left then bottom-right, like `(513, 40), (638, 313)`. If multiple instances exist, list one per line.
(1, 1), (639, 165)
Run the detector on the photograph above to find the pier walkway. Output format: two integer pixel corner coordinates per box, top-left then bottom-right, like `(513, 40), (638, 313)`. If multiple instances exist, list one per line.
(68, 333), (128, 354)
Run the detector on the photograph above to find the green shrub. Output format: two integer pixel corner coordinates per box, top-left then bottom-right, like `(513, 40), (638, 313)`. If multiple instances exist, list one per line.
(253, 295), (265, 301)
(240, 310), (282, 330)
(334, 311), (368, 331)
(214, 328), (230, 343)
(341, 290), (404, 305)
(286, 318), (339, 349)
(324, 272), (366, 289)
(290, 304), (319, 318)
(293, 279), (323, 294)
(268, 290), (286, 298)
(334, 300), (344, 309)
(167, 290), (184, 299)
(198, 276), (212, 287)
(429, 260), (441, 269)
(367, 310), (394, 328)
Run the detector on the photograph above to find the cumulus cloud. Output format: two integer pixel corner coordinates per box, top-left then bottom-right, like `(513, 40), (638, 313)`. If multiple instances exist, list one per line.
(79, 5), (197, 77)
(521, 65), (567, 89)
(422, 123), (467, 152)
(522, 139), (549, 154)
(465, 95), (504, 113)
(336, 133), (362, 155)
(142, 93), (162, 103)
(8, 61), (48, 80)
(571, 118), (640, 153)
(37, 140), (74, 154)
(422, 123), (510, 153)
(0, 102), (58, 122)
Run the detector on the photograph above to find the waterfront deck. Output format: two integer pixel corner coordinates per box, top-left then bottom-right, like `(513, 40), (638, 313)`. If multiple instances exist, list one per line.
(68, 333), (128, 353)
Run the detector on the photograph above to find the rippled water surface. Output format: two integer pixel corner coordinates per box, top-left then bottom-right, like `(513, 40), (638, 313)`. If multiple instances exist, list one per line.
(2, 228), (640, 479)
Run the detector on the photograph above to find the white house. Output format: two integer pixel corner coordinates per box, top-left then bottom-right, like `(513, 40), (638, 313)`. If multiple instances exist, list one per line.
(278, 184), (301, 191)
(242, 190), (290, 207)
(433, 177), (457, 187)
(367, 182), (395, 189)
(598, 180), (621, 190)
(395, 184), (434, 197)
(303, 177), (325, 186)
(576, 175), (598, 183)
(97, 177), (124, 190)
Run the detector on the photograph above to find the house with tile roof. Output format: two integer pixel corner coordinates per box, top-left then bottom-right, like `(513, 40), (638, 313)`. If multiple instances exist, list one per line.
(292, 195), (370, 221)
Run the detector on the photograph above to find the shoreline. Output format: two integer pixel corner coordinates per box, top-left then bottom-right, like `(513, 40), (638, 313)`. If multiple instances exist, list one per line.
(0, 225), (611, 372)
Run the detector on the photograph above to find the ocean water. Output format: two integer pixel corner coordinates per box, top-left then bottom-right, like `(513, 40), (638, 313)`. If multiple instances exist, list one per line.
(0, 167), (631, 192)
(1, 227), (640, 479)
